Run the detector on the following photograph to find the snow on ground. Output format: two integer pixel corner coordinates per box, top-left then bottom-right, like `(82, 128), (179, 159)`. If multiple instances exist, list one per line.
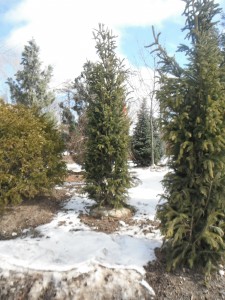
(66, 163), (82, 172)
(0, 165), (168, 298)
(129, 167), (167, 221)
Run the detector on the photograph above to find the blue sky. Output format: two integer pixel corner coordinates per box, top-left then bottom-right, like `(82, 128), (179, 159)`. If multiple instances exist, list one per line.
(119, 20), (187, 67)
(0, 0), (224, 98)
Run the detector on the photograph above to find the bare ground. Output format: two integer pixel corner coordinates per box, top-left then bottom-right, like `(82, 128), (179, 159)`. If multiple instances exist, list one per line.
(0, 166), (224, 299)
(0, 190), (68, 240)
(145, 248), (225, 300)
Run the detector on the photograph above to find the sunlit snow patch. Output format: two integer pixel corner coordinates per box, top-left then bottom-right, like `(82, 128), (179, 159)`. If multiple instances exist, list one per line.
(0, 167), (166, 297)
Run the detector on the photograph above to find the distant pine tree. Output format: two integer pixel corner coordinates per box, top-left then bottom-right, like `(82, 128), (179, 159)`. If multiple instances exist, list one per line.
(84, 24), (132, 208)
(148, 0), (225, 275)
(7, 39), (54, 109)
(132, 99), (163, 166)
(132, 99), (151, 166)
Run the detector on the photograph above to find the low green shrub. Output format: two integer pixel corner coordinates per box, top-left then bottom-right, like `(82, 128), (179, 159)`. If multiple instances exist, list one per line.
(0, 101), (67, 207)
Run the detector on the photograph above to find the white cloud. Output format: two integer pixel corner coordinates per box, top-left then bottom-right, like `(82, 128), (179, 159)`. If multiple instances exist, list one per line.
(3, 0), (186, 87)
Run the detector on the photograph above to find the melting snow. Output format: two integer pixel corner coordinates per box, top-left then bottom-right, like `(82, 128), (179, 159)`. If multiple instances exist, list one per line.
(0, 165), (168, 297)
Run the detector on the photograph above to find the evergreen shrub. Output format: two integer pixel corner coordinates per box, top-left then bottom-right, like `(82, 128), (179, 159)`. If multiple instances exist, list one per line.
(0, 101), (66, 207)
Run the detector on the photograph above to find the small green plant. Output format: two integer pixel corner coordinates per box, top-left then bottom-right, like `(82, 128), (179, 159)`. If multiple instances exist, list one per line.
(0, 101), (66, 207)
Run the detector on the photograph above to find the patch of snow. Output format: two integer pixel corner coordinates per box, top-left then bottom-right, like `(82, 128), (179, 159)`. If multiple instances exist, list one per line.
(0, 227), (160, 273)
(128, 160), (136, 167)
(0, 166), (167, 297)
(0, 265), (155, 299)
(63, 151), (70, 156)
(128, 167), (167, 220)
(140, 279), (155, 296)
(159, 155), (169, 165)
(119, 220), (127, 227)
(67, 163), (82, 172)
(55, 186), (63, 190)
(63, 196), (94, 212)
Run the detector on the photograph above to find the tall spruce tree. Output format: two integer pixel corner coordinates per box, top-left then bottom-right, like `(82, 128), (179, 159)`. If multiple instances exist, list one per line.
(7, 39), (54, 109)
(132, 98), (163, 166)
(84, 24), (131, 209)
(147, 0), (225, 274)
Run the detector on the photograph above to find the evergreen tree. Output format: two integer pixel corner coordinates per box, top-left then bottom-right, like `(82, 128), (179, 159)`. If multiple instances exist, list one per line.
(7, 39), (54, 109)
(132, 99), (152, 166)
(84, 24), (131, 209)
(132, 99), (163, 166)
(147, 0), (225, 274)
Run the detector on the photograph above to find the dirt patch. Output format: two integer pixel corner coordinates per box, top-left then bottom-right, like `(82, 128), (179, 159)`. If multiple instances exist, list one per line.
(79, 213), (126, 233)
(62, 154), (75, 163)
(0, 172), (84, 240)
(66, 173), (84, 182)
(0, 188), (70, 240)
(80, 213), (160, 235)
(145, 248), (225, 300)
